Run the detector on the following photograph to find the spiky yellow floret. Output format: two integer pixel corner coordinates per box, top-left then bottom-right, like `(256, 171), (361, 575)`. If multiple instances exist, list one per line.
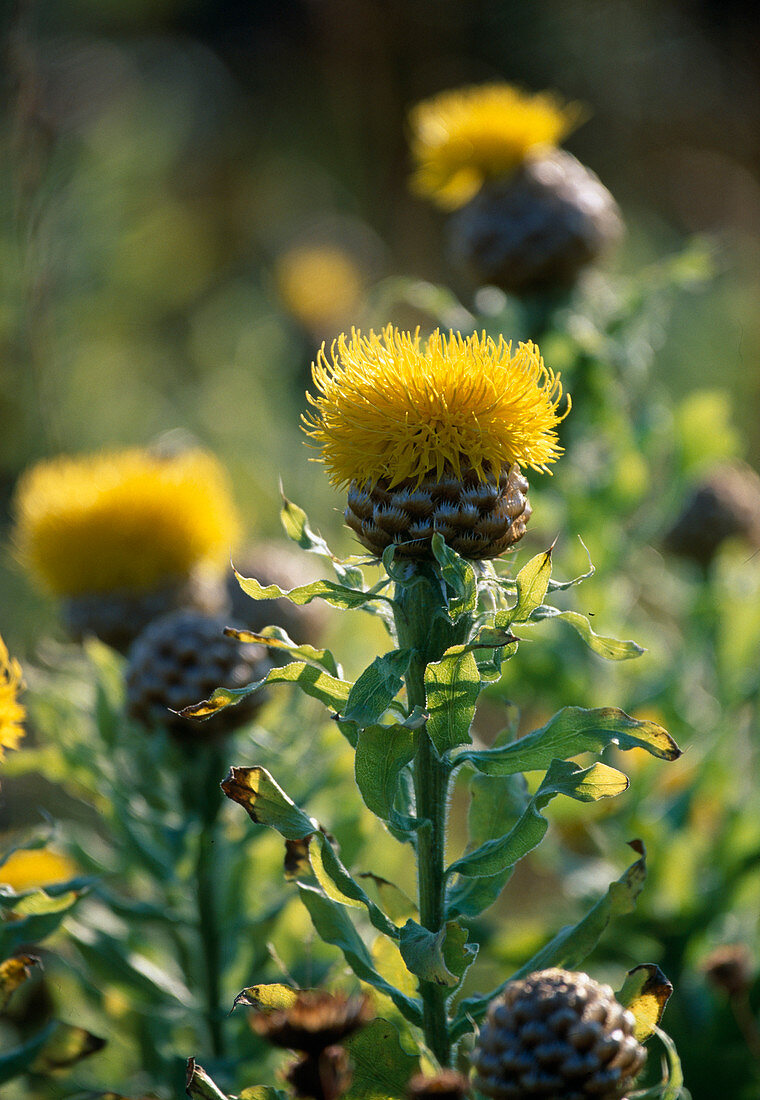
(13, 447), (242, 597)
(409, 83), (583, 210)
(0, 848), (77, 892)
(304, 326), (569, 489)
(0, 636), (25, 758)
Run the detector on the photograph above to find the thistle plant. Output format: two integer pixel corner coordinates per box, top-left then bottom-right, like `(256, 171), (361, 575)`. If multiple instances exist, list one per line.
(184, 326), (684, 1097)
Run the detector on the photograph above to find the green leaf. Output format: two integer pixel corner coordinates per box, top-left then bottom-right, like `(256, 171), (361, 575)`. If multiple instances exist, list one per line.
(355, 724), (415, 821)
(454, 706), (681, 775)
(398, 920), (476, 989)
(224, 626), (340, 677)
(0, 1020), (57, 1085)
(0, 954), (39, 1011)
(508, 546), (554, 623)
(546, 540), (595, 591)
(280, 493), (364, 588)
(655, 1026), (686, 1100)
(430, 534), (477, 619)
(185, 1059), (230, 1099)
(0, 889), (81, 957)
(343, 1017), (420, 1100)
(356, 874), (416, 923)
(425, 648), (480, 754)
(235, 570), (393, 613)
(32, 1023), (106, 1072)
(344, 650), (412, 728)
(221, 767), (316, 840)
(306, 832), (399, 940)
(179, 661), (352, 719)
(239, 1088), (290, 1100)
(446, 760), (628, 880)
(297, 885), (422, 1026)
(451, 841), (648, 1039)
(617, 964), (673, 1042)
(532, 608), (645, 660)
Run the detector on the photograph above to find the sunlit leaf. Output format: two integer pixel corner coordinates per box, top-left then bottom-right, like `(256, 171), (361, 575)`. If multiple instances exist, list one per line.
(0, 954), (39, 1011)
(398, 919), (476, 990)
(180, 661), (352, 719)
(617, 964), (673, 1042)
(306, 832), (399, 940)
(354, 724), (415, 823)
(343, 650), (412, 728)
(531, 607), (645, 660)
(506, 546), (553, 623)
(425, 647), (480, 754)
(232, 983), (299, 1012)
(430, 534), (477, 620)
(186, 1059), (230, 1100)
(280, 493), (364, 588)
(221, 767), (316, 840)
(343, 1017), (420, 1100)
(454, 706), (681, 775)
(358, 874), (416, 924)
(224, 626), (340, 677)
(235, 570), (393, 613)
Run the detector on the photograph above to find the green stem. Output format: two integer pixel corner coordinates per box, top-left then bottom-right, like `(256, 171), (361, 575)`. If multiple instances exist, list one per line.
(394, 565), (472, 1067)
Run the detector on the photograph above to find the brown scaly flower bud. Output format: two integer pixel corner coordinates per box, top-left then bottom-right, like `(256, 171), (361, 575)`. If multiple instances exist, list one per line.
(702, 944), (754, 998)
(664, 464), (760, 568)
(407, 1069), (470, 1100)
(448, 149), (623, 296)
(125, 610), (271, 739)
(471, 968), (646, 1100)
(250, 991), (374, 1055)
(345, 464), (531, 560)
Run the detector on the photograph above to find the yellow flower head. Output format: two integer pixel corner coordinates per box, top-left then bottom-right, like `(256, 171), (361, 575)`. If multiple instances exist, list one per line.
(275, 245), (364, 330)
(304, 326), (569, 489)
(0, 637), (25, 758)
(0, 848), (77, 892)
(409, 83), (583, 210)
(13, 447), (242, 597)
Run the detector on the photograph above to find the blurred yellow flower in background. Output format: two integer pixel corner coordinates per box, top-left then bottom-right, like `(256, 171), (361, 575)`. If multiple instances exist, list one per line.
(13, 447), (242, 597)
(304, 325), (569, 489)
(0, 637), (25, 759)
(409, 83), (583, 209)
(0, 848), (77, 892)
(274, 245), (365, 331)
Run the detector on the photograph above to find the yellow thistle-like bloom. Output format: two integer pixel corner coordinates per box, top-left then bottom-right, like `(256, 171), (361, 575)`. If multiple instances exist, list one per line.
(409, 83), (583, 210)
(13, 447), (242, 597)
(275, 245), (364, 330)
(0, 848), (77, 892)
(304, 326), (568, 490)
(0, 637), (25, 758)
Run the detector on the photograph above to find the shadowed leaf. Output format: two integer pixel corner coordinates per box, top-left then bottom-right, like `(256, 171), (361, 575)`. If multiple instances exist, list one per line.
(307, 832), (399, 940)
(0, 889), (81, 958)
(224, 626), (340, 676)
(0, 954), (39, 1011)
(431, 534), (477, 619)
(344, 650), (412, 728)
(398, 920), (476, 990)
(32, 1023), (106, 1072)
(355, 724), (415, 822)
(425, 647), (480, 754)
(618, 964), (673, 1041)
(343, 1017), (420, 1100)
(284, 837), (312, 881)
(186, 1059), (230, 1099)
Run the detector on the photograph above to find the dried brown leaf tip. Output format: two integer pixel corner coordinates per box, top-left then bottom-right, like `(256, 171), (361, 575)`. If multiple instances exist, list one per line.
(702, 944), (754, 998)
(250, 990), (374, 1055)
(407, 1069), (470, 1100)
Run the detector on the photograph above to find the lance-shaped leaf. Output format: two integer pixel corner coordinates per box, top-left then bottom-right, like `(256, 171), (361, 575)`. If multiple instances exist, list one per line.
(221, 767), (316, 840)
(451, 842), (648, 1039)
(179, 661), (352, 719)
(280, 493), (365, 589)
(0, 954), (39, 1011)
(547, 540), (595, 591)
(239, 1088), (290, 1100)
(32, 1024), (106, 1073)
(0, 889), (81, 958)
(617, 964), (673, 1042)
(355, 723), (416, 822)
(297, 885), (422, 1026)
(0, 1020), (57, 1086)
(186, 1059), (230, 1100)
(431, 534), (477, 619)
(531, 607), (645, 660)
(446, 760), (628, 882)
(343, 1017), (420, 1100)
(357, 874), (416, 923)
(505, 546), (553, 624)
(453, 706), (681, 776)
(232, 984), (299, 1012)
(398, 919), (477, 990)
(235, 569), (393, 614)
(653, 1027), (685, 1100)
(307, 832), (399, 941)
(425, 648), (480, 755)
(224, 626), (340, 677)
(343, 650), (412, 728)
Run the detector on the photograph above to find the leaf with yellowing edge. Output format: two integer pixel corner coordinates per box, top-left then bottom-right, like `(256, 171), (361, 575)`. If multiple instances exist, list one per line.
(617, 964), (673, 1041)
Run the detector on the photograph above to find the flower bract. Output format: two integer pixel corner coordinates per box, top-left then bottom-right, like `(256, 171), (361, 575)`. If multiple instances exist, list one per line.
(409, 83), (582, 209)
(0, 636), (25, 758)
(304, 326), (569, 490)
(13, 447), (242, 597)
